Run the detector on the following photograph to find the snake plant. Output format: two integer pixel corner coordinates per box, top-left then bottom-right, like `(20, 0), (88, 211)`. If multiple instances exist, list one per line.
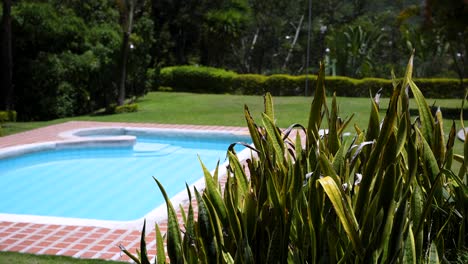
(122, 55), (467, 263)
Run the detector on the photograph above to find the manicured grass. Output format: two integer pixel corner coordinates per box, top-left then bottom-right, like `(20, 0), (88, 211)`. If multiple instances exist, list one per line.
(1, 92), (466, 170)
(3, 92), (466, 131)
(2, 92), (466, 155)
(2, 92), (312, 131)
(0, 251), (125, 264)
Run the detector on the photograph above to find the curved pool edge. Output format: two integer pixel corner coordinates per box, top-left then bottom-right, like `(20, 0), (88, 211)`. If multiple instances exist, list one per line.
(0, 126), (253, 230)
(0, 137), (136, 160)
(59, 126), (251, 141)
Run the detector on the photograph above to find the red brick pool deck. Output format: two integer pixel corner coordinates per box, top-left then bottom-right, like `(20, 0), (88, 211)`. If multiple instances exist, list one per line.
(0, 121), (248, 262)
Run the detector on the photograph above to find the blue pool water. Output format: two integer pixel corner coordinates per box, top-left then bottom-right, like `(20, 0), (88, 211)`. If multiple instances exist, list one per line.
(0, 133), (248, 221)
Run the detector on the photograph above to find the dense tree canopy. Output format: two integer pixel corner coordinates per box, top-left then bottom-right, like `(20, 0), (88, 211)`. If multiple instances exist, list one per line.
(0, 0), (467, 120)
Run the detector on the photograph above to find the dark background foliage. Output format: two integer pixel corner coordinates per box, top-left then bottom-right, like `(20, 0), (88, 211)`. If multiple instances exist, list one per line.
(0, 0), (467, 120)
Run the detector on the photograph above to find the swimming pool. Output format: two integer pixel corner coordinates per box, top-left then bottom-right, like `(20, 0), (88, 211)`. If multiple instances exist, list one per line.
(0, 127), (251, 228)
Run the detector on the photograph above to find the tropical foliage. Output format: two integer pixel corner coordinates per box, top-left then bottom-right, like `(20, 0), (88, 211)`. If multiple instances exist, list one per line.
(122, 56), (467, 263)
(1, 0), (467, 121)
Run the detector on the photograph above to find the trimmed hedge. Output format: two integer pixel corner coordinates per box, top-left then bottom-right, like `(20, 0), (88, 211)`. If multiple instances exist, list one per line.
(160, 65), (237, 94)
(159, 66), (467, 98)
(0, 111), (17, 123)
(264, 75), (308, 96)
(231, 74), (267, 95)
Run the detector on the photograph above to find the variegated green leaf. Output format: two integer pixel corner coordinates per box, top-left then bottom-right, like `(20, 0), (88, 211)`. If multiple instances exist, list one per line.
(139, 220), (151, 264)
(427, 242), (439, 264)
(262, 112), (284, 163)
(155, 224), (166, 264)
(366, 92), (381, 143)
(154, 177), (183, 264)
(227, 151), (248, 201)
(308, 62), (326, 143)
(264, 92), (275, 121)
(318, 176), (363, 255)
(433, 107), (445, 167)
(396, 112), (408, 157)
(411, 184), (424, 258)
(416, 127), (440, 184)
(402, 227), (417, 264)
(194, 188), (217, 263)
(199, 157), (227, 225)
(223, 252), (235, 264)
(202, 192), (224, 255)
(444, 121), (456, 170)
(119, 245), (141, 264)
(328, 93), (340, 155)
(244, 105), (263, 152)
(356, 87), (400, 219)
(408, 80), (434, 146)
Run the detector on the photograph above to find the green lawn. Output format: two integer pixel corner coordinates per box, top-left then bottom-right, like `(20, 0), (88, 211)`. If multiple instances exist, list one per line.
(1, 91), (466, 158)
(2, 92), (466, 153)
(1, 92), (466, 157)
(0, 92), (466, 263)
(3, 92), (466, 132)
(0, 252), (125, 264)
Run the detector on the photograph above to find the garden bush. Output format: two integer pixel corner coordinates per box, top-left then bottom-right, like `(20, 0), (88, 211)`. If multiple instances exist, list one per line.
(159, 65), (237, 93)
(413, 78), (466, 98)
(115, 103), (139, 114)
(0, 110), (16, 137)
(0, 111), (17, 123)
(324, 76), (359, 96)
(264, 74), (308, 96)
(159, 66), (175, 88)
(0, 112), (10, 123)
(122, 57), (467, 263)
(231, 74), (267, 95)
(159, 65), (467, 98)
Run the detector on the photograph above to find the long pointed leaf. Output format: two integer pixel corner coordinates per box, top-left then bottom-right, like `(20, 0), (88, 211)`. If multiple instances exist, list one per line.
(308, 63), (327, 144)
(264, 92), (275, 121)
(318, 176), (363, 256)
(199, 157), (228, 224)
(154, 177), (183, 264)
(262, 112), (285, 163)
(155, 224), (166, 264)
(408, 80), (434, 146)
(139, 220), (151, 264)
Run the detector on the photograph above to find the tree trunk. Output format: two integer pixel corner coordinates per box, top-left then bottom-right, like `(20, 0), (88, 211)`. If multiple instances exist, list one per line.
(1, 0), (13, 110)
(282, 15), (304, 71)
(245, 28), (259, 73)
(117, 0), (135, 106)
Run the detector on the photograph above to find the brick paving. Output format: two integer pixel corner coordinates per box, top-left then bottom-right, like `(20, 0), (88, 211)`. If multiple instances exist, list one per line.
(0, 121), (248, 262)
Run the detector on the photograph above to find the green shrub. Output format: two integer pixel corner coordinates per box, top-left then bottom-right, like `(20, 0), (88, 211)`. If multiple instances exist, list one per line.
(264, 74), (308, 96)
(414, 78), (467, 98)
(114, 103), (138, 114)
(160, 65), (237, 93)
(160, 66), (466, 98)
(8, 111), (17, 122)
(357, 77), (393, 97)
(231, 74), (266, 95)
(0, 111), (16, 122)
(159, 66), (175, 88)
(122, 57), (467, 263)
(157, 86), (173, 92)
(324, 76), (358, 96)
(0, 112), (9, 123)
(145, 67), (158, 91)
